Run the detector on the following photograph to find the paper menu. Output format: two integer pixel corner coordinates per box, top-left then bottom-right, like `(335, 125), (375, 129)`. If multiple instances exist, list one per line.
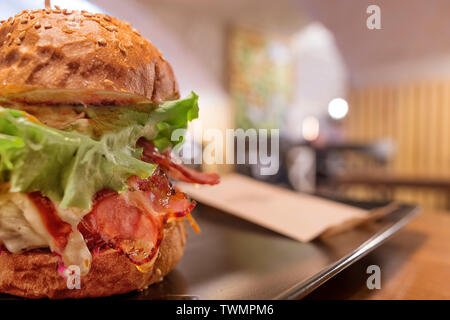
(178, 173), (392, 242)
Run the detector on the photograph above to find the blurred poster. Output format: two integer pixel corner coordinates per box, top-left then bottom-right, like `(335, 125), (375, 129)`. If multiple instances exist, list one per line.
(228, 28), (294, 130)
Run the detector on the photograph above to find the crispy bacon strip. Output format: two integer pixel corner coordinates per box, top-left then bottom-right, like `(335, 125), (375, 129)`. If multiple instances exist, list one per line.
(80, 190), (164, 265)
(79, 169), (195, 265)
(137, 138), (220, 185)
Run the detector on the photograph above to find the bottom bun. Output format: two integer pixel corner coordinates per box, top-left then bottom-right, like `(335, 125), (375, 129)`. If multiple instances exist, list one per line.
(0, 220), (187, 299)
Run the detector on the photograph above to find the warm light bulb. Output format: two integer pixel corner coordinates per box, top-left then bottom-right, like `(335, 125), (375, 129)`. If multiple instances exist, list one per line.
(302, 116), (320, 142)
(328, 98), (349, 120)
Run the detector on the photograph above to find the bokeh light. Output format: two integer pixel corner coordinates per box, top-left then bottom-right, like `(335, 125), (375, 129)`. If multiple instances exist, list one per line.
(328, 98), (349, 120)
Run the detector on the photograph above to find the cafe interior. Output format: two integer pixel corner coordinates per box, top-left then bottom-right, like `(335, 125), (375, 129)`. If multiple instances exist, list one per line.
(1, 0), (448, 300)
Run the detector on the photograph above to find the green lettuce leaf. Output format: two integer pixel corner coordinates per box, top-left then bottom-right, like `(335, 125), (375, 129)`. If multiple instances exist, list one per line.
(0, 93), (199, 210)
(83, 91), (199, 151)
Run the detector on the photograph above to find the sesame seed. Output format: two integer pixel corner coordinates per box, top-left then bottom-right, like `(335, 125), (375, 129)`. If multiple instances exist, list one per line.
(132, 28), (140, 36)
(18, 31), (26, 40)
(105, 25), (117, 32)
(14, 38), (22, 45)
(30, 15), (35, 19)
(83, 12), (93, 17)
(44, 23), (52, 29)
(118, 42), (126, 54)
(62, 27), (75, 34)
(103, 15), (112, 22)
(6, 33), (12, 39)
(98, 38), (107, 46)
(63, 9), (73, 15)
(104, 79), (114, 85)
(54, 5), (61, 10)
(34, 22), (41, 29)
(20, 18), (28, 24)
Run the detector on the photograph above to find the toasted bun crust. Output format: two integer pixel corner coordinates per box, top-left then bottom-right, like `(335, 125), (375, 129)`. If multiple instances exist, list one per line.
(0, 220), (187, 299)
(0, 9), (179, 106)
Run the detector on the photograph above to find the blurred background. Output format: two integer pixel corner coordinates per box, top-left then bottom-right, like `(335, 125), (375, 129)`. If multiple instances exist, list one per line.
(2, 0), (449, 211)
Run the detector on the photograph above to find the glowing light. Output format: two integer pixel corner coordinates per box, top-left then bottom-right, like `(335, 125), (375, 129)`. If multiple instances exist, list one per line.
(302, 116), (320, 142)
(328, 98), (349, 120)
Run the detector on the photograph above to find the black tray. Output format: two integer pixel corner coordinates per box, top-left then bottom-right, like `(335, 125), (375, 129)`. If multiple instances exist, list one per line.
(130, 202), (419, 300)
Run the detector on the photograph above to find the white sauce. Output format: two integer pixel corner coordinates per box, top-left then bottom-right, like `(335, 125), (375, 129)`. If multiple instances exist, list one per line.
(0, 193), (92, 275)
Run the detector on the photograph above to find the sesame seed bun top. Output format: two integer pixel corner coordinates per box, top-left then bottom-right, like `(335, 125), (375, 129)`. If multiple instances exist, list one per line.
(0, 8), (179, 106)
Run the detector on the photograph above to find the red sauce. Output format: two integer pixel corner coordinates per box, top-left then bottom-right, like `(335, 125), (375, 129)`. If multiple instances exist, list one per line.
(28, 192), (73, 253)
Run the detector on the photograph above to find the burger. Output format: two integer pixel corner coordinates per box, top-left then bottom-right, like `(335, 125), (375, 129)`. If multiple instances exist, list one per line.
(0, 6), (219, 299)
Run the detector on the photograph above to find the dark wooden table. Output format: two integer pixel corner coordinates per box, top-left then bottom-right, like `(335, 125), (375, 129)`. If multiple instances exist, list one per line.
(329, 174), (450, 210)
(333, 174), (450, 189)
(305, 211), (450, 299)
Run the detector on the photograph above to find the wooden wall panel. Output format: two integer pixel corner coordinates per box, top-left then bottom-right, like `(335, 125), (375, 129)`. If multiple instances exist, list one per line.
(344, 81), (450, 210)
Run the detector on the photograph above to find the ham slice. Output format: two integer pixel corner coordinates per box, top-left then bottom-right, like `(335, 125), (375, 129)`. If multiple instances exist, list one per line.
(28, 192), (73, 254)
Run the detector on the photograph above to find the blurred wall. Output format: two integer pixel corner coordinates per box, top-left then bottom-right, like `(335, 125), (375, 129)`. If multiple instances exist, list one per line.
(0, 0), (102, 19)
(287, 23), (347, 140)
(344, 82), (450, 209)
(297, 0), (450, 210)
(298, 0), (450, 87)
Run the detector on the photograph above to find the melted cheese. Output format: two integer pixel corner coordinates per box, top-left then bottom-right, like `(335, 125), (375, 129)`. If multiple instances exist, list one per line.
(0, 193), (92, 275)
